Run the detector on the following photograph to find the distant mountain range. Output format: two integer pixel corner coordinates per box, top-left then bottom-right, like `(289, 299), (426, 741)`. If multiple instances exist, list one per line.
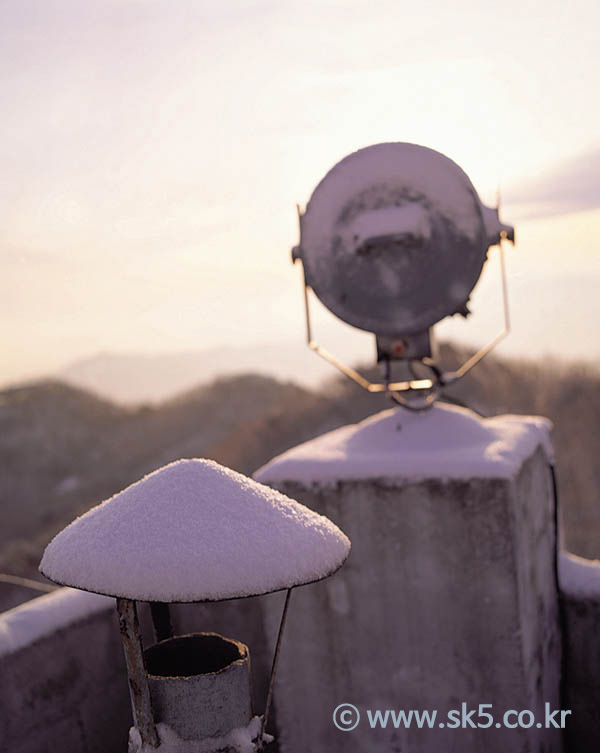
(56, 343), (342, 405)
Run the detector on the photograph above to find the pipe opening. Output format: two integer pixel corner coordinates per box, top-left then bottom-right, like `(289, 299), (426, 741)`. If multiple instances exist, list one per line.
(145, 632), (246, 678)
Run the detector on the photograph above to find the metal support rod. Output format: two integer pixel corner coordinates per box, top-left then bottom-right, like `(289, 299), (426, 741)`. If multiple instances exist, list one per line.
(260, 588), (293, 744)
(150, 602), (173, 643)
(301, 266), (434, 393)
(445, 242), (510, 382)
(0, 573), (57, 592)
(300, 239), (512, 402)
(302, 271), (313, 346)
(116, 598), (159, 748)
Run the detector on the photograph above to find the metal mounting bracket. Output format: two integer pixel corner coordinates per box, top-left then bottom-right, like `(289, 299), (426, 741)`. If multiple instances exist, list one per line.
(296, 238), (511, 410)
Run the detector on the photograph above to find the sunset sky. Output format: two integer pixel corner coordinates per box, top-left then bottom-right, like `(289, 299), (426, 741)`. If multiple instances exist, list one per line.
(2, 0), (599, 386)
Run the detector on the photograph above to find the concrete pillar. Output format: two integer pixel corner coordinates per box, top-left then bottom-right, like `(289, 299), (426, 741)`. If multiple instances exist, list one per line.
(255, 403), (561, 753)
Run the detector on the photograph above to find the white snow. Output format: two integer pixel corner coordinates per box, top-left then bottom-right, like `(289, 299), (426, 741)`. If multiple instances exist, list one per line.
(559, 551), (600, 599)
(0, 587), (112, 658)
(128, 716), (272, 753)
(254, 402), (553, 485)
(40, 459), (350, 602)
(344, 203), (432, 249)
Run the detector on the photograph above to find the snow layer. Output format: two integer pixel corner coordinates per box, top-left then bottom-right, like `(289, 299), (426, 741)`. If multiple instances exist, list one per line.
(0, 587), (112, 658)
(254, 403), (553, 485)
(344, 203), (432, 249)
(128, 717), (271, 753)
(559, 551), (600, 599)
(40, 459), (350, 602)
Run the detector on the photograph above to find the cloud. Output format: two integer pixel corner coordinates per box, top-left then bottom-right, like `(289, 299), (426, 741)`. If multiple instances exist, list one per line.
(505, 147), (600, 218)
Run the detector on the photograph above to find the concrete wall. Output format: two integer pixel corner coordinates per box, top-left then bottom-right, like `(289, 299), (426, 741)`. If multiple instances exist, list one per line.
(0, 589), (277, 753)
(559, 552), (600, 752)
(0, 590), (131, 753)
(259, 446), (562, 753)
(2, 537), (600, 753)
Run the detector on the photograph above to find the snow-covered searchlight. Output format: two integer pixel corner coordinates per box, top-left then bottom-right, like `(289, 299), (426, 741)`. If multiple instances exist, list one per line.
(292, 142), (515, 409)
(40, 459), (350, 752)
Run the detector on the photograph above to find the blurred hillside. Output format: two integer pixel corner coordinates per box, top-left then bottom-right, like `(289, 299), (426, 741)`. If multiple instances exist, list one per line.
(55, 343), (338, 404)
(1, 343), (598, 611)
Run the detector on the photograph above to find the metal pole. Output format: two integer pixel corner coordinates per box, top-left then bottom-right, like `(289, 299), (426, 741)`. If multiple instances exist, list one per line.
(448, 241), (511, 381)
(0, 573), (57, 592)
(116, 598), (159, 748)
(260, 588), (293, 745)
(150, 601), (173, 643)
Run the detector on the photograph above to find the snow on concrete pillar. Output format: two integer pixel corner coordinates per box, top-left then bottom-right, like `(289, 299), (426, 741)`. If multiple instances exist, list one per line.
(255, 402), (561, 753)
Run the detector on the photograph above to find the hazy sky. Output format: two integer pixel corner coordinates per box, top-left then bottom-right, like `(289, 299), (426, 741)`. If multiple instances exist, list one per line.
(2, 0), (599, 385)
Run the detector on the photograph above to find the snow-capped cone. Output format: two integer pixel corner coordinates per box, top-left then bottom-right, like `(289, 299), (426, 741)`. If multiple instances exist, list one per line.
(40, 459), (350, 602)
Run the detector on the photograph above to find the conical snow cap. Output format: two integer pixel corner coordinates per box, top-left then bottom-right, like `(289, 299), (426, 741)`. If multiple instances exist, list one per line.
(40, 459), (350, 602)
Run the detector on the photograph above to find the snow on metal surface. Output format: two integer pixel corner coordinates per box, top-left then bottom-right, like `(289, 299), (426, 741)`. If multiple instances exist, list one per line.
(40, 459), (350, 602)
(298, 142), (490, 335)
